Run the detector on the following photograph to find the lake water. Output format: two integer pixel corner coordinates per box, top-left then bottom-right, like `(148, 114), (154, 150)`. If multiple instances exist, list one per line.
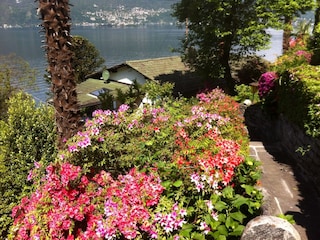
(0, 26), (282, 102)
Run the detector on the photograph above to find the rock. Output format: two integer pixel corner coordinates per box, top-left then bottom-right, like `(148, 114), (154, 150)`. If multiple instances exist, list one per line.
(241, 216), (301, 240)
(243, 99), (252, 106)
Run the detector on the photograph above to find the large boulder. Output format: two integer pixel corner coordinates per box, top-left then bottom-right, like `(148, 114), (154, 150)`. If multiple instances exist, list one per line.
(241, 216), (301, 240)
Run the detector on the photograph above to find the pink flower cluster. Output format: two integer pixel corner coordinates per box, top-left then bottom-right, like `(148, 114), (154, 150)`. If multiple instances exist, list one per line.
(11, 164), (164, 240)
(96, 168), (164, 239)
(189, 138), (243, 190)
(172, 95), (243, 190)
(186, 105), (229, 127)
(258, 71), (278, 98)
(295, 50), (312, 63)
(196, 89), (226, 103)
(154, 203), (187, 234)
(66, 105), (171, 153)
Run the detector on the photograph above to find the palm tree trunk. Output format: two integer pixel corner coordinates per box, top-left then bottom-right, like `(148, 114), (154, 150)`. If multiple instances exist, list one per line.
(38, 0), (81, 149)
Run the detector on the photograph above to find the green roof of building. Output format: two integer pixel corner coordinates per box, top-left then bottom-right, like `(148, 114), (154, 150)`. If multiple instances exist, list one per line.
(125, 56), (189, 81)
(77, 78), (130, 107)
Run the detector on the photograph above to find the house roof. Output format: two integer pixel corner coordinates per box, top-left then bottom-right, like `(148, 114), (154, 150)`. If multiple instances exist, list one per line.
(108, 56), (189, 80)
(108, 56), (204, 96)
(125, 56), (189, 81)
(77, 78), (130, 108)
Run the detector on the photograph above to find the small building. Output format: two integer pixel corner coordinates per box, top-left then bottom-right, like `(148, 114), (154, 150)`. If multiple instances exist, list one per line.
(78, 56), (206, 114)
(76, 78), (130, 112)
(87, 56), (205, 98)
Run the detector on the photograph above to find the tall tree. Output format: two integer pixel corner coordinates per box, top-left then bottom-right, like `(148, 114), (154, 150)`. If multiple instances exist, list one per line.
(172, 0), (273, 94)
(265, 0), (314, 52)
(38, 0), (81, 149)
(71, 35), (105, 83)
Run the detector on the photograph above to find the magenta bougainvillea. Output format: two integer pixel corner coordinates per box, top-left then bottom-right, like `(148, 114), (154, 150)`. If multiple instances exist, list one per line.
(258, 71), (278, 99)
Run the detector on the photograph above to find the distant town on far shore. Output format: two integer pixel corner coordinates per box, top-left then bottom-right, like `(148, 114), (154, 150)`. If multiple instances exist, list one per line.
(0, 0), (180, 29)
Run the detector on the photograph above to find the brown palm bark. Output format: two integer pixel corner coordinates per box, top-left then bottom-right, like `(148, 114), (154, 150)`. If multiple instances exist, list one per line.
(38, 0), (81, 149)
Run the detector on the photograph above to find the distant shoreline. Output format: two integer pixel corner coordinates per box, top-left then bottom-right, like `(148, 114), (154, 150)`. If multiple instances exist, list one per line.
(0, 22), (181, 30)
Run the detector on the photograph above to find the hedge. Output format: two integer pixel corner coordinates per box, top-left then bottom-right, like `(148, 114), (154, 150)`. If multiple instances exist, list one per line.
(277, 65), (320, 138)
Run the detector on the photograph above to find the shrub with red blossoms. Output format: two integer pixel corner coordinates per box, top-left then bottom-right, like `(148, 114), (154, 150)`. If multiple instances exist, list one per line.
(9, 164), (164, 240)
(9, 89), (262, 239)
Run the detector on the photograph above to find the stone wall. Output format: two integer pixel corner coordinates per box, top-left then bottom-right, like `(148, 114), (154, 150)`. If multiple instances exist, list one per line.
(244, 105), (320, 194)
(277, 116), (320, 193)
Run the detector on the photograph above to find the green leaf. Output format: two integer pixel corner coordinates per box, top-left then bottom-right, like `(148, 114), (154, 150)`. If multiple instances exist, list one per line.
(217, 225), (228, 236)
(226, 216), (237, 229)
(232, 195), (249, 209)
(191, 232), (206, 240)
(215, 201), (227, 211)
(241, 184), (257, 195)
(173, 180), (183, 187)
(209, 220), (221, 230)
(277, 214), (296, 224)
(145, 140), (153, 146)
(179, 227), (193, 238)
(161, 180), (171, 189)
(187, 206), (195, 213)
(229, 225), (245, 236)
(210, 193), (220, 204)
(181, 223), (194, 230)
(217, 235), (227, 240)
(222, 186), (234, 199)
(204, 214), (212, 223)
(218, 213), (226, 222)
(246, 158), (254, 166)
(230, 211), (246, 223)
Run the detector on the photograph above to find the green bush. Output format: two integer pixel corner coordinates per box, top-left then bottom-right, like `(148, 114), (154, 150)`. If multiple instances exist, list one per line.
(258, 42), (313, 116)
(233, 56), (270, 85)
(142, 81), (175, 103)
(272, 48), (312, 75)
(64, 98), (189, 175)
(0, 54), (36, 120)
(0, 92), (57, 237)
(308, 24), (320, 65)
(277, 65), (320, 138)
(234, 84), (259, 104)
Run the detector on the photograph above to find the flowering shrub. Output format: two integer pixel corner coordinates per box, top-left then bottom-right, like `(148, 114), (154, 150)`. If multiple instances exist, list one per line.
(273, 48), (312, 75)
(9, 89), (262, 239)
(258, 72), (278, 99)
(10, 163), (166, 239)
(295, 50), (312, 63)
(0, 92), (56, 238)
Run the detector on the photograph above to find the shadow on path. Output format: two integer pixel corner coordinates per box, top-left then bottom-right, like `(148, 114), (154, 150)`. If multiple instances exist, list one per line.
(244, 105), (320, 240)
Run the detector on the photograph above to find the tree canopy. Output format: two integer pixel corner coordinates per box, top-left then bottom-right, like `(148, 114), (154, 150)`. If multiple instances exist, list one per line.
(71, 35), (105, 83)
(0, 54), (36, 120)
(172, 0), (273, 94)
(263, 0), (314, 51)
(172, 0), (314, 94)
